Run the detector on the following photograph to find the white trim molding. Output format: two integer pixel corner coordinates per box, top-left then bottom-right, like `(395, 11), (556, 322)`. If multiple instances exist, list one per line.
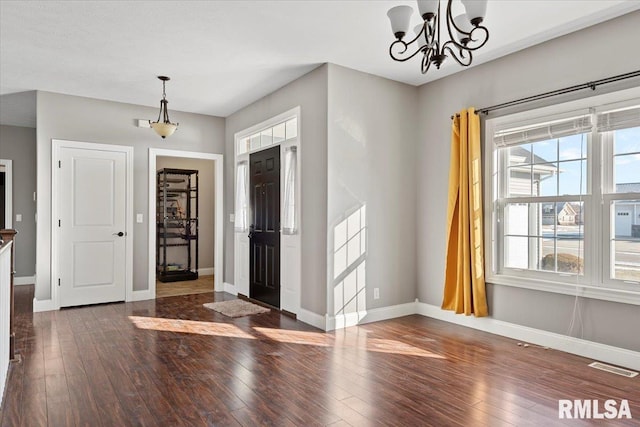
(233, 106), (302, 317)
(297, 308), (326, 331)
(416, 302), (640, 371)
(325, 302), (417, 331)
(32, 298), (56, 313)
(131, 289), (153, 302)
(148, 148), (224, 299)
(223, 282), (237, 295)
(14, 276), (36, 286)
(0, 159), (12, 229)
(198, 267), (214, 276)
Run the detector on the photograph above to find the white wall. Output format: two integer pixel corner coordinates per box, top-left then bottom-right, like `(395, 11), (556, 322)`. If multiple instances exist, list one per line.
(224, 65), (328, 315)
(327, 64), (417, 317)
(36, 92), (224, 302)
(416, 11), (640, 351)
(0, 125), (36, 277)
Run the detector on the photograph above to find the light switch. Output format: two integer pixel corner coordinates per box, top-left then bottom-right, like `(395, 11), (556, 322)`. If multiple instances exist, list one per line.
(136, 214), (143, 223)
(15, 214), (22, 222)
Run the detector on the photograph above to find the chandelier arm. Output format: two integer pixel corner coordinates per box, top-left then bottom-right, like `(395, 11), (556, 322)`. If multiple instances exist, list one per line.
(420, 48), (435, 74)
(164, 100), (171, 124)
(389, 33), (429, 63)
(466, 25), (489, 51)
(442, 40), (473, 67)
(444, 0), (489, 52)
(155, 100), (163, 123)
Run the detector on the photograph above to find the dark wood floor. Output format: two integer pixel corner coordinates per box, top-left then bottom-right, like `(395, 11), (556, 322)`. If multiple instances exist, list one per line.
(0, 286), (638, 427)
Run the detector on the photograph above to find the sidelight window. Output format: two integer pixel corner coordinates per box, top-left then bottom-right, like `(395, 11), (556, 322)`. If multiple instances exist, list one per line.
(282, 147), (297, 235)
(234, 161), (248, 232)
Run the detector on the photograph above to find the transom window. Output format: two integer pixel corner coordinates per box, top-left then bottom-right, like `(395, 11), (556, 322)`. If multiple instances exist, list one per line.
(487, 97), (640, 300)
(236, 117), (297, 155)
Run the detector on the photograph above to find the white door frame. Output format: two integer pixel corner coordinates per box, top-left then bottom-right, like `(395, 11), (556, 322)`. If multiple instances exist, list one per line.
(0, 159), (12, 229)
(233, 106), (301, 315)
(148, 149), (224, 296)
(51, 139), (134, 309)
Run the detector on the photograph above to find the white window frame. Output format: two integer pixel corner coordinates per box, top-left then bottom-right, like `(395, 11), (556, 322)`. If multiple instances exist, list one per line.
(484, 87), (640, 305)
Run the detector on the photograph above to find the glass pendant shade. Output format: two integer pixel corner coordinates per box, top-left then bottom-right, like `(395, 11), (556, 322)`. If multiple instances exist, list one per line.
(387, 5), (413, 39)
(461, 0), (487, 23)
(417, 0), (439, 20)
(150, 121), (177, 139)
(453, 13), (473, 42)
(414, 24), (428, 49)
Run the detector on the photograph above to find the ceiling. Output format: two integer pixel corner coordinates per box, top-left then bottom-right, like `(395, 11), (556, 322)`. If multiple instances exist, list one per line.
(1, 0), (639, 122)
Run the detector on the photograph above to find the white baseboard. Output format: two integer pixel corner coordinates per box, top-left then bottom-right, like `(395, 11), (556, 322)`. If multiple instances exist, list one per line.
(297, 308), (326, 330)
(326, 302), (417, 331)
(199, 268), (214, 276)
(14, 276), (36, 286)
(32, 298), (56, 312)
(131, 289), (154, 302)
(416, 302), (640, 371)
(223, 282), (237, 295)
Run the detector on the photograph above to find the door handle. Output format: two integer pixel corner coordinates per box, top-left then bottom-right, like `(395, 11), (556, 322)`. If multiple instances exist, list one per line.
(248, 224), (254, 239)
(113, 232), (125, 237)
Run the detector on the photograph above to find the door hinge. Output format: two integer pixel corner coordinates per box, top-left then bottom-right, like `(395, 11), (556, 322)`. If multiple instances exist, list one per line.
(58, 219), (61, 227)
(58, 278), (61, 287)
(58, 160), (61, 168)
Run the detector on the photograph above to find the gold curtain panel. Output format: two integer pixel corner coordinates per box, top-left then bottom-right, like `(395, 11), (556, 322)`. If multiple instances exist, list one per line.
(442, 108), (488, 317)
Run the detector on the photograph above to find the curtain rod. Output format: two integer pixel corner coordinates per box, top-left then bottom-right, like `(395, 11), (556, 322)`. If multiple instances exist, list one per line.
(450, 70), (640, 120)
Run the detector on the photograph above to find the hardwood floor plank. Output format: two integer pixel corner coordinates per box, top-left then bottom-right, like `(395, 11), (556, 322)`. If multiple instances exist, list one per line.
(47, 401), (76, 427)
(3, 285), (638, 427)
(18, 391), (47, 427)
(1, 363), (24, 427)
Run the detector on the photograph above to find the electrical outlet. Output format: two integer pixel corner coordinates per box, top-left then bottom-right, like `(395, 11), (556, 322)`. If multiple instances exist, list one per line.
(15, 214), (22, 222)
(374, 288), (380, 300)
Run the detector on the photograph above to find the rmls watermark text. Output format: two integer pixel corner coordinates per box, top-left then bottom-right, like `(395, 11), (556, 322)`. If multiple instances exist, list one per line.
(559, 399), (632, 420)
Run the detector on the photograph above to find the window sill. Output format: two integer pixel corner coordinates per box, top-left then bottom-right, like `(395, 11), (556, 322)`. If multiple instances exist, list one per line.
(487, 274), (640, 306)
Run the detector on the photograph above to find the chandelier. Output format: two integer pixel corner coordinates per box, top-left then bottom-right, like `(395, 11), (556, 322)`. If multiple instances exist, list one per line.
(149, 76), (178, 139)
(386, 0), (489, 74)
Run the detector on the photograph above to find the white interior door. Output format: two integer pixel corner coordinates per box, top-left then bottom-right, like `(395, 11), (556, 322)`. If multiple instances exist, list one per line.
(57, 146), (127, 307)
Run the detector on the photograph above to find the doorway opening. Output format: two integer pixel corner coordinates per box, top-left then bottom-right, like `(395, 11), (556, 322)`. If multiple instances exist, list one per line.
(148, 149), (223, 299)
(0, 159), (12, 229)
(155, 158), (212, 298)
(233, 107), (301, 315)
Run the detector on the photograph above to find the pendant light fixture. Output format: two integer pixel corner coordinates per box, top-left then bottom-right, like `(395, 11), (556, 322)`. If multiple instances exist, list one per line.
(149, 76), (178, 139)
(386, 0), (489, 74)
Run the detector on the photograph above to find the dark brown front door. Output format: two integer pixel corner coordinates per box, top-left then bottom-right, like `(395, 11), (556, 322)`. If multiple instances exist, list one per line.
(249, 146), (280, 308)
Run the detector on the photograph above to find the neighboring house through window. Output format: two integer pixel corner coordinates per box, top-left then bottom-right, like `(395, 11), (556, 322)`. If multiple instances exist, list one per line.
(485, 89), (640, 302)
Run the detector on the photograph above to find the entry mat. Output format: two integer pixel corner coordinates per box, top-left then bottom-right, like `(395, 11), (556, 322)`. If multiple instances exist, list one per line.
(203, 299), (270, 318)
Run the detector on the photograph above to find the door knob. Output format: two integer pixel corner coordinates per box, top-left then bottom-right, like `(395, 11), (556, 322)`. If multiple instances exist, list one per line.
(113, 232), (125, 237)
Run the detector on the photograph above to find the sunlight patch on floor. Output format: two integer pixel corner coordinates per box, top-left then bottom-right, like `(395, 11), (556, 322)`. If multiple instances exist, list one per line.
(253, 327), (334, 347)
(128, 316), (446, 358)
(128, 316), (255, 339)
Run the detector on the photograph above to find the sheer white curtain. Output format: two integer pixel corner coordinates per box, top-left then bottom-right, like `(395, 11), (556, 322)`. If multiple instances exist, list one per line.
(235, 162), (248, 232)
(282, 147), (297, 235)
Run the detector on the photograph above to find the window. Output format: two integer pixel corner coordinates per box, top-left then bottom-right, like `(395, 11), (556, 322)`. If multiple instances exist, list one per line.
(487, 98), (640, 299)
(282, 147), (297, 235)
(236, 117), (297, 155)
(234, 162), (248, 232)
(235, 114), (299, 234)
